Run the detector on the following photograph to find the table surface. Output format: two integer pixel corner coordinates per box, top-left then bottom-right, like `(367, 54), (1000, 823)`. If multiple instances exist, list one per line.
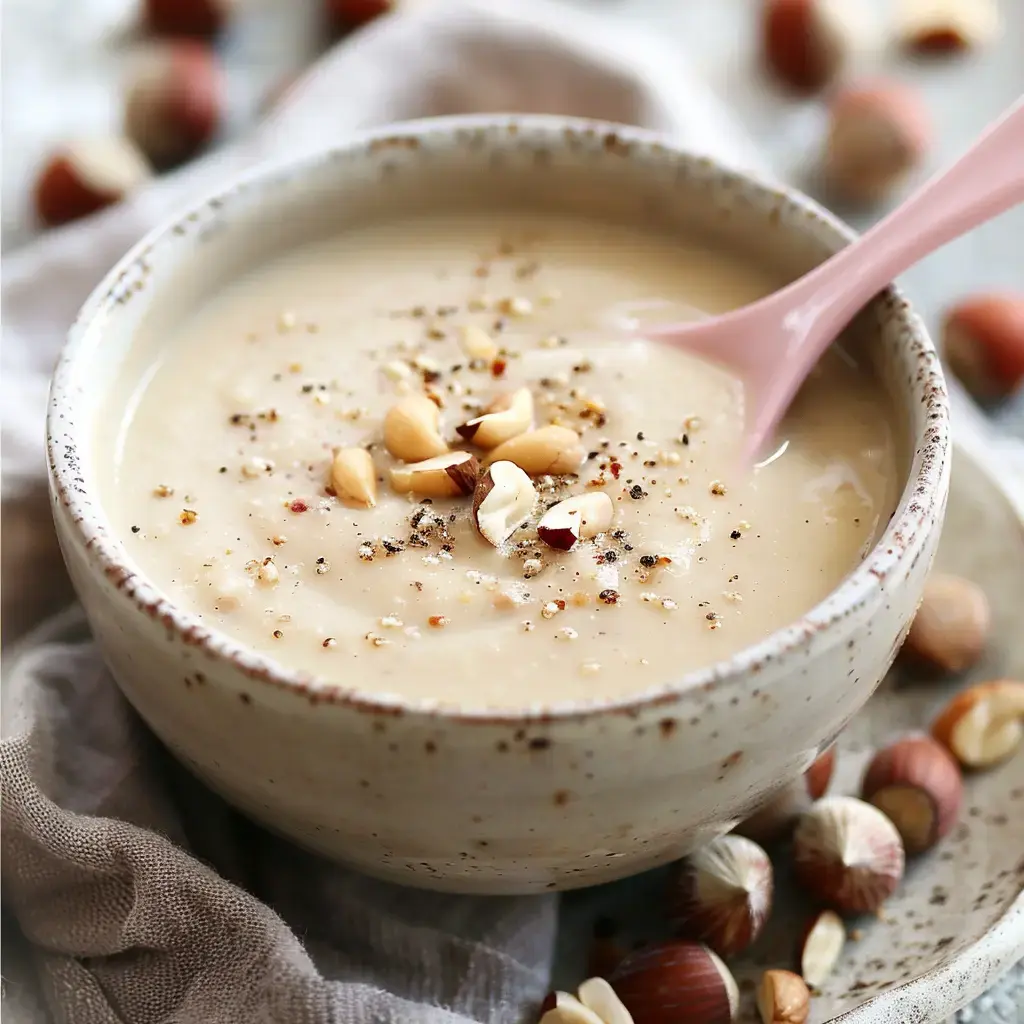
(1, 2), (1021, 1021)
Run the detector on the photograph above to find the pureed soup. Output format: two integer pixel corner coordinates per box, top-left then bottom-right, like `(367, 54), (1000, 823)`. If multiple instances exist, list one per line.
(104, 212), (899, 708)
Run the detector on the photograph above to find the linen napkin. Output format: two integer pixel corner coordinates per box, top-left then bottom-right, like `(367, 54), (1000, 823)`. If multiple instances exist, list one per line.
(0, 3), (769, 1022)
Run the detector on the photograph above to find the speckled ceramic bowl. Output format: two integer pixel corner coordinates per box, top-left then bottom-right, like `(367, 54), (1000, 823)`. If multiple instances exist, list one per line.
(47, 116), (951, 894)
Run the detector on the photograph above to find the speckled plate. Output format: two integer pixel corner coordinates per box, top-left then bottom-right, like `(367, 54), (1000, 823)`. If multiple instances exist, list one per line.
(552, 441), (1024, 1023)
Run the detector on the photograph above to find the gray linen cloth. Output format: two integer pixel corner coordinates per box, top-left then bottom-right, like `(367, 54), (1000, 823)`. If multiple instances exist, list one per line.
(0, 3), (765, 1021)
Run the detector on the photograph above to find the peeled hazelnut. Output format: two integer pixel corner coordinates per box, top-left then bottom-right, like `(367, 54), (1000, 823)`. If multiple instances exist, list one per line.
(610, 941), (739, 1024)
(796, 909), (846, 988)
(943, 294), (1024, 402)
(761, 0), (860, 93)
(486, 425), (584, 476)
(143, 0), (236, 37)
(456, 387), (534, 449)
(860, 734), (963, 855)
(902, 573), (991, 673)
(538, 992), (604, 1024)
(34, 137), (151, 227)
(124, 42), (222, 168)
(668, 835), (773, 958)
(383, 394), (449, 463)
(735, 747), (835, 844)
(389, 451), (478, 499)
(824, 81), (932, 205)
(931, 680), (1024, 769)
(537, 492), (615, 552)
(459, 323), (499, 361)
(330, 447), (377, 508)
(472, 461), (537, 548)
(897, 0), (1000, 54)
(326, 0), (394, 30)
(792, 796), (905, 914)
(578, 978), (634, 1024)
(757, 970), (810, 1024)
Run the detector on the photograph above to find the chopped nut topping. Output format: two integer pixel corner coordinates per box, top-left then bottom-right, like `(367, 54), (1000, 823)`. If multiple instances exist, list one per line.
(497, 296), (533, 317)
(428, 615), (450, 628)
(179, 509), (198, 525)
(541, 601), (562, 620)
(558, 627), (579, 640)
(710, 480), (727, 496)
(153, 484), (174, 498)
(380, 615), (404, 629)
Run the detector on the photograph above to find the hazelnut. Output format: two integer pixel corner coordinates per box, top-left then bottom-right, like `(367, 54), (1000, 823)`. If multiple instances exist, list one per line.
(124, 42), (222, 168)
(486, 425), (584, 476)
(902, 573), (991, 673)
(931, 680), (1024, 769)
(610, 941), (739, 1024)
(824, 81), (932, 205)
(33, 137), (152, 227)
(897, 0), (1000, 54)
(668, 834), (774, 958)
(326, 0), (394, 31)
(761, 0), (860, 93)
(796, 909), (846, 988)
(943, 294), (1024, 402)
(578, 978), (634, 1024)
(860, 734), (963, 854)
(383, 394), (449, 463)
(143, 0), (236, 37)
(330, 447), (377, 508)
(735, 747), (835, 844)
(538, 991), (604, 1024)
(459, 323), (499, 361)
(792, 796), (905, 914)
(537, 492), (615, 552)
(472, 461), (537, 548)
(389, 451), (478, 499)
(757, 970), (810, 1024)
(456, 387), (534, 449)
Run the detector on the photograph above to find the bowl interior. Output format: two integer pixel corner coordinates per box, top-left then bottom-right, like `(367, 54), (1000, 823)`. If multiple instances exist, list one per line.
(53, 116), (945, 715)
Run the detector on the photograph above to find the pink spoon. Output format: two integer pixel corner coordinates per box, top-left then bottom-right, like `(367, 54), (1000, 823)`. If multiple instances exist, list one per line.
(642, 98), (1024, 463)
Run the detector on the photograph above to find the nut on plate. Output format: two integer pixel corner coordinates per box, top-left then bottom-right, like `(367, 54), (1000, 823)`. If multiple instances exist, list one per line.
(124, 42), (222, 169)
(143, 0), (236, 37)
(796, 909), (846, 988)
(735, 747), (835, 844)
(668, 834), (773, 957)
(486, 425), (585, 476)
(942, 293), (1024, 403)
(473, 461), (537, 548)
(383, 394), (449, 463)
(459, 323), (499, 361)
(792, 796), (905, 914)
(389, 451), (478, 499)
(537, 492), (615, 552)
(456, 387), (534, 449)
(761, 0), (863, 93)
(931, 680), (1024, 769)
(34, 137), (152, 228)
(330, 447), (377, 508)
(757, 970), (810, 1024)
(860, 734), (963, 855)
(897, 0), (1000, 54)
(902, 573), (991, 673)
(824, 80), (932, 205)
(609, 941), (739, 1024)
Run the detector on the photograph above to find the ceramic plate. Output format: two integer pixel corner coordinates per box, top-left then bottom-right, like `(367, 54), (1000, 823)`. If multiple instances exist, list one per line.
(553, 443), (1024, 1023)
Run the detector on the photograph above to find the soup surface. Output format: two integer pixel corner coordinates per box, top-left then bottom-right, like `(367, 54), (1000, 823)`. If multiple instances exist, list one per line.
(105, 212), (898, 708)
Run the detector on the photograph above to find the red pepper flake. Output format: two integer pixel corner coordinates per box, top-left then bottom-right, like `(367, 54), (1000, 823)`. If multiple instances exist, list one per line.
(555, 600), (566, 611)
(599, 589), (620, 605)
(609, 461), (622, 479)
(428, 615), (450, 628)
(289, 499), (309, 514)
(491, 358), (507, 378)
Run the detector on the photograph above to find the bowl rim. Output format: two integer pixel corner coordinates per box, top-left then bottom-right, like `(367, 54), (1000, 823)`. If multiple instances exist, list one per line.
(47, 112), (951, 724)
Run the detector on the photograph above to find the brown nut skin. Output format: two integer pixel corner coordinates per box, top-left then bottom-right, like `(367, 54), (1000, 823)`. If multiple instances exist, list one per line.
(757, 970), (810, 1024)
(124, 42), (222, 169)
(931, 680), (1024, 769)
(144, 0), (235, 37)
(860, 735), (963, 855)
(761, 0), (850, 94)
(902, 573), (991, 674)
(34, 138), (152, 228)
(824, 81), (932, 205)
(943, 294), (1024, 402)
(609, 941), (739, 1024)
(326, 0), (394, 30)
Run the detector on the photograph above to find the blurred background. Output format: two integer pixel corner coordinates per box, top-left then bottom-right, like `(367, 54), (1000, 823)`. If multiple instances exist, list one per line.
(2, 0), (1022, 435)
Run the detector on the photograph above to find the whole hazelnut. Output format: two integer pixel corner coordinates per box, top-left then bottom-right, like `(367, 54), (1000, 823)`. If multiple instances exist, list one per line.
(34, 137), (152, 228)
(824, 81), (932, 205)
(792, 796), (905, 914)
(610, 941), (739, 1024)
(902, 573), (991, 673)
(943, 294), (1024, 403)
(931, 680), (1024, 769)
(761, 0), (860, 93)
(123, 41), (223, 169)
(669, 834), (773, 957)
(143, 0), (236, 37)
(860, 734), (963, 855)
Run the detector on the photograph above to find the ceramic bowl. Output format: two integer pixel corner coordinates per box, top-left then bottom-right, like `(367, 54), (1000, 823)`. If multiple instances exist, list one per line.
(47, 116), (951, 894)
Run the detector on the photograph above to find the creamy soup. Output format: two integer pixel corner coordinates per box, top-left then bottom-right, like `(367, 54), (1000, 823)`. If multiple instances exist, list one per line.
(104, 213), (898, 708)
